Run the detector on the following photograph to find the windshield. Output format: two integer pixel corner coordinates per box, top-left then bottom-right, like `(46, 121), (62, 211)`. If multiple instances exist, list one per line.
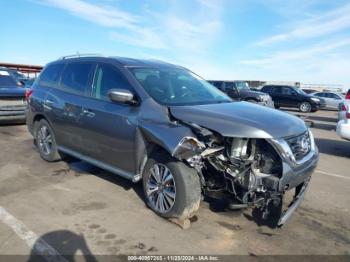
(294, 87), (307, 95)
(130, 67), (232, 106)
(236, 81), (250, 90)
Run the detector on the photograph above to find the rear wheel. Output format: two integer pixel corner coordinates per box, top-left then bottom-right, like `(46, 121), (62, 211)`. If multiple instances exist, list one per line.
(299, 101), (311, 112)
(34, 119), (61, 162)
(142, 152), (201, 219)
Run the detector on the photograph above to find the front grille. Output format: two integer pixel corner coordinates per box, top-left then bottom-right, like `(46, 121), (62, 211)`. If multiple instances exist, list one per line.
(285, 131), (311, 161)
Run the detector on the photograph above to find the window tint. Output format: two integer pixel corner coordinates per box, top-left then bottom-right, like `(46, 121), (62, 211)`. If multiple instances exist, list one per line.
(224, 82), (236, 90)
(60, 63), (94, 95)
(281, 87), (295, 95)
(92, 63), (132, 100)
(272, 86), (281, 94)
(210, 81), (223, 89)
(39, 63), (65, 88)
(314, 93), (324, 97)
(262, 86), (271, 92)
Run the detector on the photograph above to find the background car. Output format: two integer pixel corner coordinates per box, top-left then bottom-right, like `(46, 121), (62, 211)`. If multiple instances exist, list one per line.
(0, 69), (28, 123)
(311, 91), (344, 110)
(0, 67), (29, 85)
(208, 80), (274, 107)
(261, 85), (322, 112)
(336, 104), (350, 140)
(302, 89), (319, 94)
(338, 100), (350, 121)
(346, 89), (350, 100)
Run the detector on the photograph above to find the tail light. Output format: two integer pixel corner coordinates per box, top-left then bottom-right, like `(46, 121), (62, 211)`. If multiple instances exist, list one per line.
(25, 89), (33, 102)
(341, 104), (347, 111)
(346, 112), (350, 119)
(346, 90), (350, 100)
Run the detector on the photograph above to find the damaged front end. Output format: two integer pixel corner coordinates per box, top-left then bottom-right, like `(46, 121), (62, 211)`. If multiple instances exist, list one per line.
(172, 123), (318, 227)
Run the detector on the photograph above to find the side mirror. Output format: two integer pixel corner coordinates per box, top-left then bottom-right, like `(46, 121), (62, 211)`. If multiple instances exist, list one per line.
(108, 89), (137, 105)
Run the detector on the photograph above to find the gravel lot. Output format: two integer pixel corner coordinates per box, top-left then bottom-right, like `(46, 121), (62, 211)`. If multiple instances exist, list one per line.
(0, 109), (349, 258)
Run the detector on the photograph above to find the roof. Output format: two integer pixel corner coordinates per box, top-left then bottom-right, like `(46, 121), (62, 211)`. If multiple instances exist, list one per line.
(111, 57), (180, 68)
(55, 54), (182, 69)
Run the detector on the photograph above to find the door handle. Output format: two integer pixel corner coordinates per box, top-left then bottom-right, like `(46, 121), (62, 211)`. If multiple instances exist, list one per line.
(44, 99), (54, 109)
(82, 108), (95, 118)
(45, 99), (54, 105)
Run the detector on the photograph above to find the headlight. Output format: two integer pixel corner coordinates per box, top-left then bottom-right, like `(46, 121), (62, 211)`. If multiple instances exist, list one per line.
(311, 97), (320, 102)
(173, 136), (205, 159)
(258, 95), (268, 101)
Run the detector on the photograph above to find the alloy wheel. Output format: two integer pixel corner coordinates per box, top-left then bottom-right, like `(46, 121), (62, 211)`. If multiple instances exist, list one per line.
(37, 125), (53, 155)
(300, 102), (311, 112)
(146, 163), (176, 213)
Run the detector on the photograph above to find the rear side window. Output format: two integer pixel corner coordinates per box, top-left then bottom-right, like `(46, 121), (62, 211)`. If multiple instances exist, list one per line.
(281, 87), (293, 95)
(60, 63), (94, 95)
(262, 86), (271, 92)
(210, 81), (223, 89)
(224, 82), (236, 90)
(39, 63), (65, 88)
(92, 63), (133, 100)
(271, 87), (281, 94)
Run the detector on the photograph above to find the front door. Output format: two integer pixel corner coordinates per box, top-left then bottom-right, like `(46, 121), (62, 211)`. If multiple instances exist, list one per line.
(80, 63), (138, 173)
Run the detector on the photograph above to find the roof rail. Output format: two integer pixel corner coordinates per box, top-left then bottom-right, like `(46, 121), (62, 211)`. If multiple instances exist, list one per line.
(59, 53), (105, 60)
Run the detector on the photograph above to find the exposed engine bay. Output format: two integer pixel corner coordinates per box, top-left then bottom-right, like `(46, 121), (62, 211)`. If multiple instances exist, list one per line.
(172, 121), (310, 226)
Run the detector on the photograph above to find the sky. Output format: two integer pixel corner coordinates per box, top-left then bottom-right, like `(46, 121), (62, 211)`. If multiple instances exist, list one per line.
(1, 0), (350, 89)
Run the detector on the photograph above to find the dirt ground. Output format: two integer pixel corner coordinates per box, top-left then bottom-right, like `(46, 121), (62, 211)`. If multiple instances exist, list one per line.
(0, 109), (349, 258)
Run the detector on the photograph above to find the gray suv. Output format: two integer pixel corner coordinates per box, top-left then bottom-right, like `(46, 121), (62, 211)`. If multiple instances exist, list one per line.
(27, 55), (318, 227)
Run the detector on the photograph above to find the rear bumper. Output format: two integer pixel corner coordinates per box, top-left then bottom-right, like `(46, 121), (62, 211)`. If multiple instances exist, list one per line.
(0, 106), (27, 123)
(336, 119), (350, 140)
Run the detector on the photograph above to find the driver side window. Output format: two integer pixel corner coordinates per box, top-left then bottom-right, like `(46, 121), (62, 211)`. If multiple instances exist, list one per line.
(92, 64), (133, 100)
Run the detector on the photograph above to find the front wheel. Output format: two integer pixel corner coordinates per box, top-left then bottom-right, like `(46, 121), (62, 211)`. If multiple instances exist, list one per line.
(299, 101), (312, 113)
(142, 152), (201, 219)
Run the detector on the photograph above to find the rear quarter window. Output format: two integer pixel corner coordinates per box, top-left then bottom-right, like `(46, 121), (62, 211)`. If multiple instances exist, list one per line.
(39, 63), (65, 88)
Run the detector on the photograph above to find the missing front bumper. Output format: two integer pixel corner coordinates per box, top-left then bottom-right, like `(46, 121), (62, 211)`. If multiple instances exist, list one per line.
(277, 179), (310, 226)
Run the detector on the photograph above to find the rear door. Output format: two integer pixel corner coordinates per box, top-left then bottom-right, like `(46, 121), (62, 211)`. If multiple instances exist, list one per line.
(45, 62), (95, 152)
(280, 86), (299, 107)
(270, 86), (284, 106)
(79, 63), (138, 173)
(327, 93), (342, 109)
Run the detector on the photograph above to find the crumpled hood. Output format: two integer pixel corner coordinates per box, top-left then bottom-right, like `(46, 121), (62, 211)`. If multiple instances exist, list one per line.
(170, 101), (307, 139)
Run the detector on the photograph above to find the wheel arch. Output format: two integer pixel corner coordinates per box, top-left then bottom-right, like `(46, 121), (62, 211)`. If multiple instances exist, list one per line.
(135, 123), (198, 178)
(245, 97), (259, 102)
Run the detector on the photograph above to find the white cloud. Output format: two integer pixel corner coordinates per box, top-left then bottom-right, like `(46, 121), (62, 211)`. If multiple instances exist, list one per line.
(242, 38), (350, 65)
(41, 0), (138, 29)
(257, 2), (350, 45)
(39, 0), (223, 53)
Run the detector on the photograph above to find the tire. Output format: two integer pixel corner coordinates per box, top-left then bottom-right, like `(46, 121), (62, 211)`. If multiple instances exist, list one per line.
(142, 151), (201, 219)
(299, 101), (312, 113)
(34, 119), (61, 162)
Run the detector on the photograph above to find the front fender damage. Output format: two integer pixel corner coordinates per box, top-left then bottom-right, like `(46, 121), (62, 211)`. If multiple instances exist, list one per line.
(135, 101), (314, 227)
